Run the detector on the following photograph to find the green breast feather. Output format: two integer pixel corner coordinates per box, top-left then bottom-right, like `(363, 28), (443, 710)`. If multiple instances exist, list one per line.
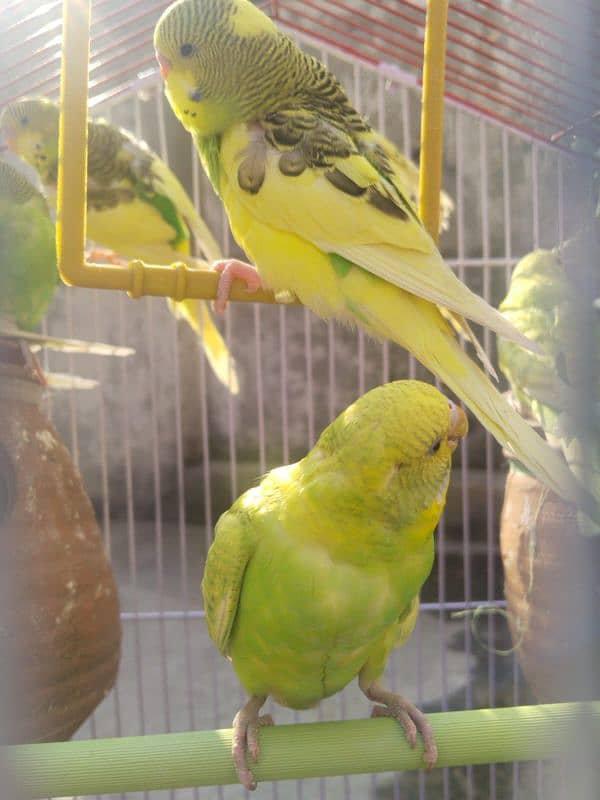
(0, 161), (58, 330)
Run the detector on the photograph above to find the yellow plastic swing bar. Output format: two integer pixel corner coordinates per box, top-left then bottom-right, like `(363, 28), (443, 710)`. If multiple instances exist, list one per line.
(56, 0), (280, 304)
(56, 0), (448, 300)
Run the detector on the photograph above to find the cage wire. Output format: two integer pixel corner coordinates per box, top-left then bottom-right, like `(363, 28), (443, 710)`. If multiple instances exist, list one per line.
(1, 1), (599, 799)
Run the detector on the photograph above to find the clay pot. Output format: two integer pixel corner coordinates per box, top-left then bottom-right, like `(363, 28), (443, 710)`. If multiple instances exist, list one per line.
(500, 466), (600, 703)
(0, 341), (121, 743)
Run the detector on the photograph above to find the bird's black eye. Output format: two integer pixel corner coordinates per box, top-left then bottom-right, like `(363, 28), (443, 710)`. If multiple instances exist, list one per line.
(428, 438), (442, 455)
(180, 43), (194, 57)
(20, 116), (29, 126)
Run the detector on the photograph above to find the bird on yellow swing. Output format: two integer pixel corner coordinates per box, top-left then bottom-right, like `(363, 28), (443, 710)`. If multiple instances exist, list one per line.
(152, 0), (598, 523)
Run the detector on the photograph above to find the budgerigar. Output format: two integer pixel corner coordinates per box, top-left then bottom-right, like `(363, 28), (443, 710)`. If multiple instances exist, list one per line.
(153, 0), (597, 520)
(203, 379), (468, 789)
(0, 97), (239, 394)
(499, 231), (600, 534)
(0, 159), (57, 331)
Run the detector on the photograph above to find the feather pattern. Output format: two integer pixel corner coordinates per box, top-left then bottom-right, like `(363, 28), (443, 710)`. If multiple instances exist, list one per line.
(0, 97), (238, 393)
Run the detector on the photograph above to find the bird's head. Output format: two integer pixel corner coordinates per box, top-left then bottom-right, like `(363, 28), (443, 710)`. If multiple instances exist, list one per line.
(154, 0), (292, 137)
(306, 381), (468, 527)
(0, 98), (60, 183)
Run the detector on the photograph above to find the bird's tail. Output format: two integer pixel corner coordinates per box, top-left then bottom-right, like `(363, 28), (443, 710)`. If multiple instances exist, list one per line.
(350, 285), (599, 522)
(173, 199), (241, 395)
(422, 331), (598, 519)
(167, 296), (240, 395)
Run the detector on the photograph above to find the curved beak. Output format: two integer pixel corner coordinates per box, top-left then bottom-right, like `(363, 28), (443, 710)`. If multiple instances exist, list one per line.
(448, 402), (468, 450)
(155, 50), (172, 81)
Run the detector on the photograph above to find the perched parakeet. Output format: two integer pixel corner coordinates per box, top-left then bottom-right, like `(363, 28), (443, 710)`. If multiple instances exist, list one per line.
(0, 159), (57, 330)
(499, 231), (600, 534)
(153, 0), (597, 520)
(203, 379), (468, 789)
(0, 97), (239, 394)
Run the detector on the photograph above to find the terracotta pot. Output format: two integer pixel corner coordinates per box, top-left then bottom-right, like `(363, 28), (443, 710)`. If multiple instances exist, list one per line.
(0, 341), (121, 743)
(500, 466), (600, 703)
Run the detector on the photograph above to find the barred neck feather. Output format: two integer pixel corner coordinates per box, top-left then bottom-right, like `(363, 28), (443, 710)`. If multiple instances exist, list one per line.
(0, 161), (40, 204)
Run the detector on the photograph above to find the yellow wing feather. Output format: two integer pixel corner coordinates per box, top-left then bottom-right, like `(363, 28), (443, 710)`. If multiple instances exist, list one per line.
(221, 124), (538, 355)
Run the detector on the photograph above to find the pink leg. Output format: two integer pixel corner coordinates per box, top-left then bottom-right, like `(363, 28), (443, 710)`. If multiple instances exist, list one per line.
(363, 681), (438, 769)
(231, 695), (273, 791)
(212, 259), (263, 315)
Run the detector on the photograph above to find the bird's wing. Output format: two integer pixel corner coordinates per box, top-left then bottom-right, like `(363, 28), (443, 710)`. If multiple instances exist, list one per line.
(220, 113), (537, 353)
(366, 131), (454, 234)
(109, 121), (222, 260)
(202, 508), (257, 656)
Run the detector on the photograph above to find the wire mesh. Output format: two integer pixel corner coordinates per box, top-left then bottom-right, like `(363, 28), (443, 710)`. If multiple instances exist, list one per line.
(2, 1), (597, 798)
(1, 0), (599, 143)
(33, 51), (576, 800)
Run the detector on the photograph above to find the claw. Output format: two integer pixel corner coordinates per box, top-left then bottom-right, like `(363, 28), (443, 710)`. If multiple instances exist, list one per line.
(231, 696), (271, 791)
(364, 682), (438, 769)
(212, 259), (262, 314)
(87, 247), (127, 266)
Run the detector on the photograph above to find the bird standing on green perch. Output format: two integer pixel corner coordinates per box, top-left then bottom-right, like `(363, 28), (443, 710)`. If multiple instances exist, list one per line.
(153, 0), (597, 520)
(203, 379), (468, 789)
(0, 97), (239, 394)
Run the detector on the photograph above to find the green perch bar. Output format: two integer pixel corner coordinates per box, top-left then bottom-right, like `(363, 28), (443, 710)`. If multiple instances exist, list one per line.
(7, 703), (600, 797)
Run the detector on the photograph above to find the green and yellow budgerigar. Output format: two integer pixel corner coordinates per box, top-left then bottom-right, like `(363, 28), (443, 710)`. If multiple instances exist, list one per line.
(153, 0), (597, 520)
(0, 97), (239, 394)
(203, 379), (468, 789)
(0, 158), (130, 387)
(499, 232), (600, 534)
(0, 159), (57, 331)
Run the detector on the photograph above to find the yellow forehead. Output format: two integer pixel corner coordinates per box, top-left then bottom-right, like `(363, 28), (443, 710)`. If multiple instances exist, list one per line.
(229, 0), (277, 37)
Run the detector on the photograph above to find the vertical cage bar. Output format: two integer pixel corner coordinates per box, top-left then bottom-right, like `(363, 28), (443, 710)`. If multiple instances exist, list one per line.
(377, 73), (391, 385)
(304, 307), (315, 447)
(154, 90), (200, 764)
(400, 84), (418, 380)
(117, 293), (147, 744)
(455, 108), (474, 800)
(353, 59), (366, 399)
(479, 118), (497, 800)
(279, 305), (290, 465)
(254, 304), (267, 475)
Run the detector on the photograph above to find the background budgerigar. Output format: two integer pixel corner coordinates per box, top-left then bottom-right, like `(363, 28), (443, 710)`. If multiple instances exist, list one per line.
(0, 159), (57, 331)
(153, 0), (598, 521)
(0, 157), (134, 388)
(0, 97), (239, 394)
(202, 380), (468, 789)
(499, 227), (600, 534)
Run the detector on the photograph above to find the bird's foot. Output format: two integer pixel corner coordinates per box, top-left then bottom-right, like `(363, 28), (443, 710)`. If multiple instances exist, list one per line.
(87, 247), (127, 265)
(212, 259), (262, 315)
(231, 695), (273, 791)
(366, 683), (437, 769)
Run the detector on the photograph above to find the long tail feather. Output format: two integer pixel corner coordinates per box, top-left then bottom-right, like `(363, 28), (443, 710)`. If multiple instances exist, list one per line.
(421, 333), (595, 514)
(167, 297), (240, 394)
(440, 308), (498, 380)
(349, 283), (599, 522)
